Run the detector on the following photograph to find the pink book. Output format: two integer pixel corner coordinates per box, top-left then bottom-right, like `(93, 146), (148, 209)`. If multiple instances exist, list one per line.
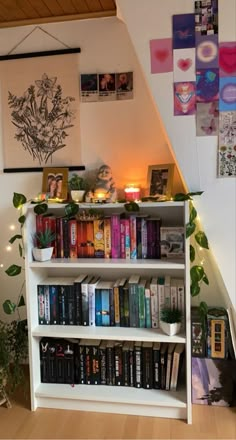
(111, 214), (121, 258)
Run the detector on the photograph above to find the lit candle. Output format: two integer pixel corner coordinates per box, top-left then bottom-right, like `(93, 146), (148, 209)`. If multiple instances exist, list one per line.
(124, 186), (141, 201)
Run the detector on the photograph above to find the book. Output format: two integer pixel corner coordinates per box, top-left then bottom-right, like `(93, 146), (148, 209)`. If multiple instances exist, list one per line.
(55, 339), (65, 383)
(88, 276), (100, 327)
(153, 341), (161, 389)
(119, 278), (129, 327)
(58, 278), (75, 325)
(120, 218), (127, 259)
(134, 341), (142, 388)
(93, 218), (105, 258)
(86, 220), (95, 257)
(191, 306), (206, 357)
(44, 284), (50, 325)
(160, 342), (168, 390)
(128, 274), (140, 327)
(83, 339), (100, 384)
(113, 278), (120, 327)
(170, 278), (178, 311)
(99, 340), (107, 385)
(206, 307), (228, 359)
(146, 218), (161, 259)
(150, 276), (158, 328)
(79, 339), (88, 384)
(160, 226), (185, 259)
(111, 214), (121, 258)
(68, 218), (77, 258)
(74, 274), (88, 326)
(164, 275), (171, 308)
(62, 217), (70, 258)
(170, 343), (185, 391)
(176, 278), (185, 330)
(38, 284), (45, 325)
(122, 341), (130, 386)
(142, 341), (153, 389)
(106, 340), (115, 385)
(81, 275), (94, 326)
(49, 284), (59, 325)
(129, 215), (137, 259)
(114, 341), (123, 386)
(138, 278), (146, 328)
(95, 280), (114, 326)
(40, 338), (49, 382)
(157, 277), (165, 326)
(77, 221), (87, 258)
(144, 280), (151, 328)
(64, 340), (75, 384)
(227, 307), (236, 359)
(128, 341), (134, 387)
(141, 217), (148, 259)
(104, 217), (112, 258)
(165, 343), (176, 390)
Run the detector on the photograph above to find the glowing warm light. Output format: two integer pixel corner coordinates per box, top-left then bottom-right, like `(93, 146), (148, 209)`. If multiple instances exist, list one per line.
(124, 185), (141, 201)
(0, 263), (4, 268)
(6, 245), (12, 252)
(9, 224), (16, 231)
(199, 246), (203, 251)
(200, 259), (205, 265)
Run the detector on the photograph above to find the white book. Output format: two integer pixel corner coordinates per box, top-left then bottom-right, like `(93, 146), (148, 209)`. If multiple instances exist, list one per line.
(150, 277), (158, 328)
(170, 343), (185, 391)
(157, 277), (165, 326)
(81, 275), (94, 326)
(165, 343), (176, 390)
(170, 278), (178, 310)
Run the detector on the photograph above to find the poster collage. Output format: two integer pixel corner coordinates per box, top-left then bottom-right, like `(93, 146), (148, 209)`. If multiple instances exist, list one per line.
(80, 72), (133, 102)
(149, 0), (236, 177)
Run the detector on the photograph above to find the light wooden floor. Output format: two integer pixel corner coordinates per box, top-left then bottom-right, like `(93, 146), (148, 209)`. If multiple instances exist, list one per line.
(0, 386), (235, 439)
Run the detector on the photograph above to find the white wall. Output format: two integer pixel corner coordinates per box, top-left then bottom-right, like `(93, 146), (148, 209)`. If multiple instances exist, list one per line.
(117, 0), (236, 311)
(0, 17), (185, 319)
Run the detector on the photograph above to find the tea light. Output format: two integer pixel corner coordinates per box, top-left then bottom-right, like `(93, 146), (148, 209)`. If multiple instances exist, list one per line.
(93, 191), (107, 203)
(124, 186), (141, 201)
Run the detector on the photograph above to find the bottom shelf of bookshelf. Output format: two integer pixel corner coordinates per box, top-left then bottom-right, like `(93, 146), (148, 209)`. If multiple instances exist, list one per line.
(34, 384), (187, 419)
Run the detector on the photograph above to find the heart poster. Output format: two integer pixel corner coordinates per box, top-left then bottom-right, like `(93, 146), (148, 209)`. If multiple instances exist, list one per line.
(149, 38), (173, 74)
(173, 48), (196, 81)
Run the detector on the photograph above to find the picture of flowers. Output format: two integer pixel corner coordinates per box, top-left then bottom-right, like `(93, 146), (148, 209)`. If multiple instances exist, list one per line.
(1, 54), (81, 169)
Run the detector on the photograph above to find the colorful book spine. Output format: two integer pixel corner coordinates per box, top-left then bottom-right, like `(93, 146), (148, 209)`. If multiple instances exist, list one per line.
(86, 220), (95, 257)
(138, 278), (146, 328)
(77, 221), (87, 258)
(49, 285), (58, 325)
(129, 215), (137, 259)
(68, 218), (77, 258)
(128, 275), (140, 328)
(38, 285), (45, 325)
(120, 218), (126, 259)
(104, 217), (111, 258)
(111, 214), (121, 258)
(150, 277), (158, 328)
(145, 281), (152, 328)
(93, 219), (105, 258)
(113, 279), (120, 327)
(124, 218), (131, 259)
(141, 217), (148, 259)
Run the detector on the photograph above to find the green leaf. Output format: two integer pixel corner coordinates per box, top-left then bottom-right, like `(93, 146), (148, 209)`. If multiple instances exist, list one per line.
(18, 215), (26, 225)
(186, 222), (196, 238)
(199, 301), (208, 316)
(2, 299), (16, 314)
(34, 203), (48, 215)
(190, 265), (204, 282)
(9, 234), (22, 244)
(190, 282), (200, 297)
(202, 274), (209, 285)
(124, 202), (140, 212)
(190, 244), (195, 262)
(188, 191), (204, 197)
(195, 231), (209, 249)
(64, 202), (79, 218)
(13, 192), (27, 208)
(5, 264), (22, 277)
(190, 206), (197, 223)
(17, 295), (25, 307)
(173, 193), (190, 201)
(19, 243), (23, 257)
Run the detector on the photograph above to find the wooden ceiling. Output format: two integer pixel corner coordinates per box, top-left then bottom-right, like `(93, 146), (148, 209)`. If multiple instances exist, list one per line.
(0, 0), (117, 28)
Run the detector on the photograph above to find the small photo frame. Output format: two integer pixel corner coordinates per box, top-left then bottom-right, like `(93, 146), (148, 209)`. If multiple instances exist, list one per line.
(42, 167), (68, 200)
(147, 164), (174, 198)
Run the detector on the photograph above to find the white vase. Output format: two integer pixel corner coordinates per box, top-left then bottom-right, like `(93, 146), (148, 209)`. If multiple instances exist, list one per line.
(32, 247), (53, 262)
(70, 190), (85, 202)
(160, 320), (181, 336)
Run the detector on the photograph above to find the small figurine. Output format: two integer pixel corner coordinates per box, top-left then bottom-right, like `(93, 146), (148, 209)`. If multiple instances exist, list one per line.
(93, 164), (116, 202)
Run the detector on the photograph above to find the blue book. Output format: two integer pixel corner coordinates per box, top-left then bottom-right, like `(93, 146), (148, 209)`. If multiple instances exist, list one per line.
(128, 274), (140, 327)
(95, 280), (114, 326)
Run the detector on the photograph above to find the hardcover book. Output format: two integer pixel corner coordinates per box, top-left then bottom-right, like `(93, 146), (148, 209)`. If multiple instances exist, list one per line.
(153, 341), (161, 389)
(74, 274), (88, 326)
(128, 274), (140, 327)
(150, 276), (158, 329)
(170, 343), (185, 391)
(111, 214), (121, 258)
(68, 218), (78, 258)
(104, 217), (112, 259)
(165, 343), (176, 390)
(93, 218), (105, 258)
(134, 341), (142, 388)
(142, 341), (153, 389)
(77, 221), (87, 258)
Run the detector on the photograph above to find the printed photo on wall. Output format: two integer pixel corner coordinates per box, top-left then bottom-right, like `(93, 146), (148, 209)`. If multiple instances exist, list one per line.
(219, 42), (236, 77)
(149, 38), (173, 74)
(196, 34), (219, 69)
(173, 13), (196, 50)
(194, 0), (218, 35)
(196, 68), (219, 103)
(116, 72), (133, 100)
(98, 73), (116, 101)
(174, 82), (196, 115)
(1, 54), (81, 169)
(196, 101), (219, 136)
(80, 74), (98, 102)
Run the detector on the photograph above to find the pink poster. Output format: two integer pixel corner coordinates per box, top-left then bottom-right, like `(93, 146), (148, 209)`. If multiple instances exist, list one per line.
(219, 42), (236, 77)
(149, 38), (173, 74)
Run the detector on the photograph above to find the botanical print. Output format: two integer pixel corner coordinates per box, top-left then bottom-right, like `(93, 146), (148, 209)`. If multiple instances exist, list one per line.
(1, 54), (80, 169)
(174, 82), (196, 115)
(196, 101), (219, 136)
(8, 73), (75, 165)
(218, 111), (236, 177)
(219, 42), (236, 77)
(149, 38), (173, 74)
(173, 48), (196, 82)
(196, 34), (218, 69)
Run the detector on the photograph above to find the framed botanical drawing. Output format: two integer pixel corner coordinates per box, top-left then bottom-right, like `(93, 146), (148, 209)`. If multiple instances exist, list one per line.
(147, 164), (174, 199)
(42, 167), (68, 200)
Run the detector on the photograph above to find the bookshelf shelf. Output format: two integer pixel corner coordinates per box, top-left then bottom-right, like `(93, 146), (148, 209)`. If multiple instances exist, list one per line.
(25, 201), (192, 423)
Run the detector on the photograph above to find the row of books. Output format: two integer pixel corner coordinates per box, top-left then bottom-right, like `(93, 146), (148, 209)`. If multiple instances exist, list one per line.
(36, 212), (185, 260)
(38, 275), (185, 329)
(40, 337), (185, 391)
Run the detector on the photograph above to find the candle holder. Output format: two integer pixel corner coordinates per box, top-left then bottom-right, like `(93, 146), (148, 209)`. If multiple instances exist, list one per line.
(124, 186), (141, 202)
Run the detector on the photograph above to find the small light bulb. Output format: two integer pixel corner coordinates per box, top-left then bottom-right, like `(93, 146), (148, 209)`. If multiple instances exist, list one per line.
(199, 246), (203, 251)
(0, 263), (4, 268)
(6, 245), (12, 251)
(9, 224), (16, 230)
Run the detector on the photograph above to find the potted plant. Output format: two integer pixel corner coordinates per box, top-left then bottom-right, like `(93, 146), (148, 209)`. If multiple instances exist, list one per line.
(32, 228), (56, 262)
(68, 173), (87, 202)
(160, 307), (182, 336)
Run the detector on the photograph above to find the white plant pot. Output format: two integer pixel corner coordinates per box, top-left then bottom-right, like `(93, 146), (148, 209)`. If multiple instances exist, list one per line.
(71, 190), (85, 202)
(160, 320), (181, 336)
(32, 247), (53, 262)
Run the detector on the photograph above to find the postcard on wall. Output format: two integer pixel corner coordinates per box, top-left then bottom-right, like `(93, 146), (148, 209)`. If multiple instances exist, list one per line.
(196, 34), (218, 69)
(98, 73), (116, 101)
(196, 68), (219, 102)
(1, 54), (81, 169)
(173, 14), (195, 50)
(218, 111), (236, 177)
(174, 81), (196, 115)
(219, 77), (236, 111)
(116, 72), (133, 100)
(219, 42), (236, 77)
(149, 38), (173, 74)
(173, 48), (196, 82)
(80, 74), (98, 102)
(196, 102), (219, 136)
(194, 0), (218, 35)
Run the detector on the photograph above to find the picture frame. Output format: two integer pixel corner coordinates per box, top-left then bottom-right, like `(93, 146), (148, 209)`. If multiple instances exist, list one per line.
(42, 167), (68, 201)
(147, 164), (174, 198)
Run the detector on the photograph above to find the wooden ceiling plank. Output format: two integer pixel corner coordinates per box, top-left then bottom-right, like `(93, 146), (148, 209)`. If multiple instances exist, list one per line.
(0, 0), (27, 20)
(70, 0), (90, 14)
(0, 9), (116, 28)
(99, 0), (116, 11)
(42, 0), (64, 16)
(27, 0), (52, 17)
(56, 0), (78, 15)
(84, 0), (103, 12)
(14, 0), (39, 18)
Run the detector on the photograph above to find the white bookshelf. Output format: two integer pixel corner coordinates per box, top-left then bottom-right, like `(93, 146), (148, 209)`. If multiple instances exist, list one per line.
(24, 201), (192, 423)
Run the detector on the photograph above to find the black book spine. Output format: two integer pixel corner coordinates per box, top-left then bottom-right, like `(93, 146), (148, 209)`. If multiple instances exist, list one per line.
(74, 282), (82, 326)
(64, 341), (75, 384)
(114, 342), (123, 386)
(122, 347), (130, 386)
(48, 339), (58, 383)
(67, 285), (75, 325)
(49, 285), (59, 325)
(136, 217), (142, 259)
(153, 346), (161, 389)
(56, 340), (65, 383)
(99, 343), (107, 385)
(40, 338), (49, 383)
(142, 345), (153, 389)
(134, 344), (142, 388)
(74, 342), (80, 384)
(62, 217), (70, 258)
(106, 344), (115, 385)
(85, 345), (92, 385)
(58, 285), (68, 325)
(91, 345), (100, 385)
(79, 344), (86, 384)
(109, 288), (115, 327)
(129, 343), (134, 387)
